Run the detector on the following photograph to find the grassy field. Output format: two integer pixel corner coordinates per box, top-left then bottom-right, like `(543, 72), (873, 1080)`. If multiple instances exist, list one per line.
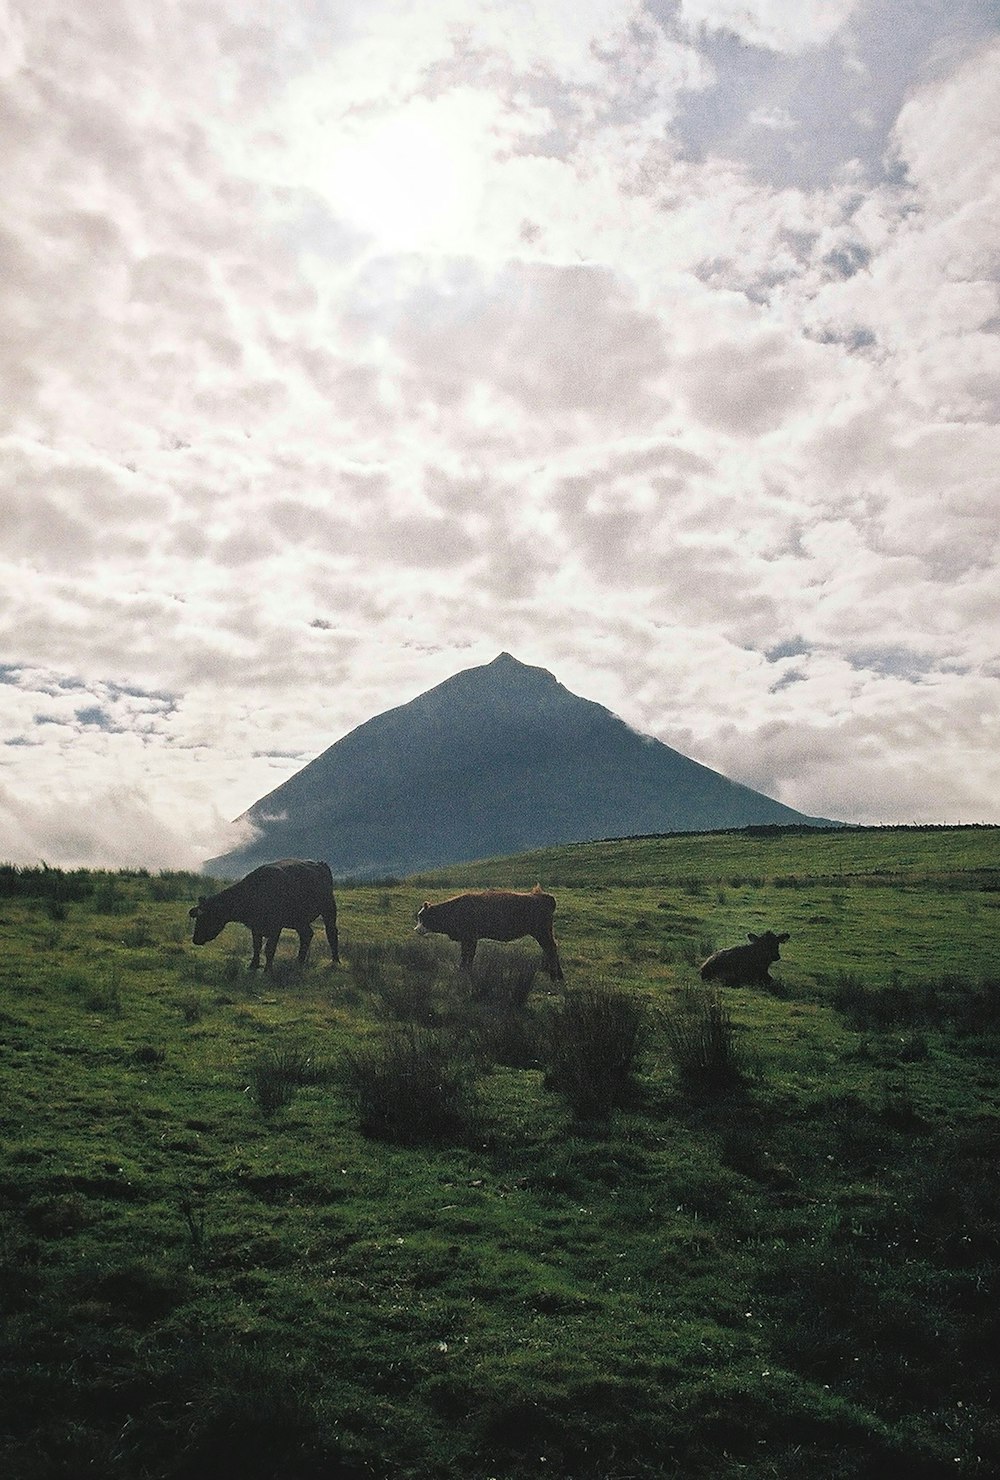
(1, 826), (998, 1479)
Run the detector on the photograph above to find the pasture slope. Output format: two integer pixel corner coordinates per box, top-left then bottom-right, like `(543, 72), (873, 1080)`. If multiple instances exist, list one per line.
(1, 825), (998, 1480)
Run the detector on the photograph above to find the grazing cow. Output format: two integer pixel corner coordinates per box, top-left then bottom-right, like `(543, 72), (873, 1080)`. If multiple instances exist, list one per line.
(415, 885), (564, 980)
(189, 859), (339, 971)
(700, 930), (790, 988)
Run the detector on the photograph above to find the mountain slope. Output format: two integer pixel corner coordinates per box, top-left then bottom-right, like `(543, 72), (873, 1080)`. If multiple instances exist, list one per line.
(207, 653), (835, 878)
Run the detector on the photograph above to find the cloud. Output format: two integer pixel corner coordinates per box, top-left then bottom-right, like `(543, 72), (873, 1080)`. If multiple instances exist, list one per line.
(676, 0), (863, 55)
(0, 780), (251, 872)
(700, 666), (1000, 826)
(681, 329), (812, 435)
(803, 39), (1000, 416)
(386, 261), (671, 428)
(1, 2), (999, 867)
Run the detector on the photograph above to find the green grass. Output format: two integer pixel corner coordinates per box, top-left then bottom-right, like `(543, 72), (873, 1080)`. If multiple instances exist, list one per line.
(1, 830), (999, 1478)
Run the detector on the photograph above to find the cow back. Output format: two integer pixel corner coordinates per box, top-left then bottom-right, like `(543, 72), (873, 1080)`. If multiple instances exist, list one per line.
(419, 888), (555, 941)
(198, 860), (333, 932)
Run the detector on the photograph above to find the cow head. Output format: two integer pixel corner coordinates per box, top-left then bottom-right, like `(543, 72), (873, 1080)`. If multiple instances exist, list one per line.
(414, 903), (430, 935)
(189, 897), (224, 945)
(747, 930), (790, 958)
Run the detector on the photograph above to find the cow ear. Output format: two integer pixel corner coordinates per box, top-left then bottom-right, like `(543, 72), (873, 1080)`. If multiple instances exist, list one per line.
(778, 932), (790, 942)
(747, 932), (759, 942)
(188, 905), (199, 919)
(421, 901), (429, 910)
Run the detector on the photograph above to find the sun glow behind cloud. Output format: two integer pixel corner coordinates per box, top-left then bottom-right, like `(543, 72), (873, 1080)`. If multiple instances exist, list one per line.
(283, 91), (497, 255)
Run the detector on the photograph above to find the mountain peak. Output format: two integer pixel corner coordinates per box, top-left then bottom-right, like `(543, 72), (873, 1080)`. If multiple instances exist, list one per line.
(479, 651), (551, 677)
(207, 654), (835, 877)
(438, 651), (562, 703)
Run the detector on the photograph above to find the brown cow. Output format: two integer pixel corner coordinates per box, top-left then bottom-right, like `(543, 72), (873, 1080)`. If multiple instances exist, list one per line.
(415, 885), (564, 980)
(189, 859), (339, 971)
(700, 930), (789, 988)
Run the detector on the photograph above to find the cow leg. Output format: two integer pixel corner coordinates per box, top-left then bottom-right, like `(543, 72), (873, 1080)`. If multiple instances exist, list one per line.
(249, 930), (264, 970)
(295, 923), (314, 966)
(320, 905), (339, 964)
(458, 938), (477, 974)
(263, 930), (282, 971)
(534, 928), (564, 981)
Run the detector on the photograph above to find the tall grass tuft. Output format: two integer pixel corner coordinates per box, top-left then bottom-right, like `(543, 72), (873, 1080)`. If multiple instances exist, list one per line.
(121, 915), (156, 948)
(370, 968), (438, 1024)
(172, 1350), (323, 1480)
(439, 947), (542, 1068)
(247, 1044), (331, 1114)
(347, 939), (394, 993)
(83, 972), (123, 1015)
(664, 986), (744, 1098)
(541, 984), (645, 1119)
(393, 935), (449, 975)
(340, 1027), (475, 1143)
(177, 1186), (208, 1257)
(471, 946), (538, 1011)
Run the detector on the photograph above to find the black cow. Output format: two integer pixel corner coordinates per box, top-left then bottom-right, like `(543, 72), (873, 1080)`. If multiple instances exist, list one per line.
(415, 885), (564, 980)
(700, 930), (790, 987)
(189, 859), (339, 971)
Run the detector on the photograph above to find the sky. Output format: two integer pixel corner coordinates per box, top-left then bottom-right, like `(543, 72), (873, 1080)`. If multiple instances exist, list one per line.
(2, 0), (999, 870)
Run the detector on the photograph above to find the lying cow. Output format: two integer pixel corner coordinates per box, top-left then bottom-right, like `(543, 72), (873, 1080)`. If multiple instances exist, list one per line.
(189, 859), (339, 971)
(415, 885), (564, 980)
(700, 930), (790, 988)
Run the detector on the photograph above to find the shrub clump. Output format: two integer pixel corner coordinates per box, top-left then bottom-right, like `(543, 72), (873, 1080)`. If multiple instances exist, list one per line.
(542, 985), (645, 1119)
(832, 971), (1000, 1037)
(340, 1028), (475, 1143)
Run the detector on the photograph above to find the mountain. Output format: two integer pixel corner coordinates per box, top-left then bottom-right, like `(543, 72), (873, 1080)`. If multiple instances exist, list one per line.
(206, 652), (836, 878)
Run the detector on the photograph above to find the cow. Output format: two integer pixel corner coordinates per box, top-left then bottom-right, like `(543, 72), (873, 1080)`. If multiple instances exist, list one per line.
(189, 859), (339, 971)
(700, 930), (790, 988)
(415, 885), (564, 980)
